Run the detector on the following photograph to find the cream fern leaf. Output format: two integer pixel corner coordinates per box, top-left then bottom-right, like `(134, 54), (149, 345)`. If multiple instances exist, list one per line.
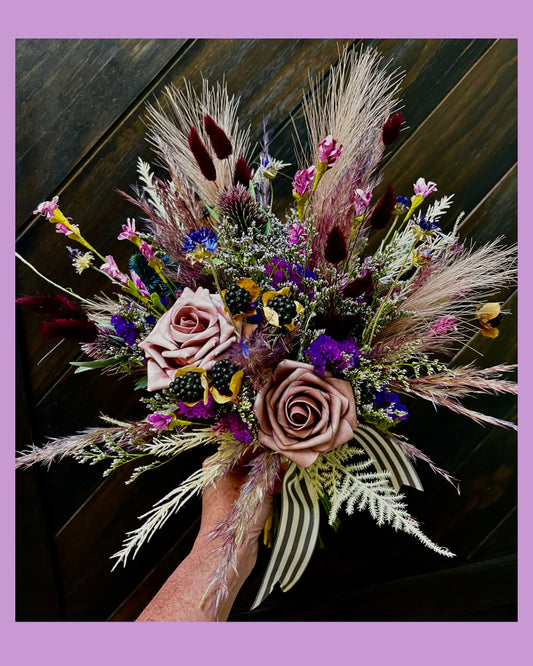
(308, 445), (454, 557)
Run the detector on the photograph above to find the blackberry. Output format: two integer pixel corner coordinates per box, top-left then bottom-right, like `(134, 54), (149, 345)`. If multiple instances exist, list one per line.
(268, 294), (297, 325)
(210, 359), (240, 396)
(169, 372), (204, 403)
(224, 284), (252, 315)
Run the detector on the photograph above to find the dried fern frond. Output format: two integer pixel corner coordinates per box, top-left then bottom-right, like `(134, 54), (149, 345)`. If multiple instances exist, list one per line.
(308, 445), (454, 557)
(111, 436), (253, 568)
(147, 79), (251, 207)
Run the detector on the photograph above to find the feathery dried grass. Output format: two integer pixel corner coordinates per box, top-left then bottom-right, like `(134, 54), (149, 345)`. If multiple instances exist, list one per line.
(377, 239), (517, 345)
(112, 437), (255, 568)
(16, 426), (127, 469)
(202, 451), (280, 617)
(147, 79), (251, 207)
(302, 47), (403, 250)
(395, 363), (517, 431)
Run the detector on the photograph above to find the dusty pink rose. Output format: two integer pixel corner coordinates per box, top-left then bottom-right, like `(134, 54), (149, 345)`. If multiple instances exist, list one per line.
(254, 360), (358, 467)
(139, 286), (241, 391)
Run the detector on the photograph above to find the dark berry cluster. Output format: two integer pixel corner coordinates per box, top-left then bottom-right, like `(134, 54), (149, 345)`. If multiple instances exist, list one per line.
(169, 372), (204, 403)
(210, 360), (239, 396)
(269, 295), (297, 325)
(224, 284), (252, 315)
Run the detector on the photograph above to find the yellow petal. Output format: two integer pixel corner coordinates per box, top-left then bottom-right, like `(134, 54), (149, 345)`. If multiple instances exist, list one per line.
(263, 305), (280, 327)
(237, 277), (261, 302)
(475, 302), (501, 324)
(480, 326), (499, 339)
(210, 386), (233, 404)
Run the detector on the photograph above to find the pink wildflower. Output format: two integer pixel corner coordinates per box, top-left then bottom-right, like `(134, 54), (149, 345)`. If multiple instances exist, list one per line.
(55, 223), (75, 236)
(287, 223), (308, 246)
(426, 316), (459, 337)
(117, 218), (138, 241)
(100, 255), (128, 284)
(139, 240), (155, 261)
(413, 178), (437, 199)
(318, 135), (342, 166)
(292, 166), (317, 196)
(33, 196), (59, 218)
(354, 188), (373, 217)
(130, 270), (150, 297)
(147, 412), (173, 431)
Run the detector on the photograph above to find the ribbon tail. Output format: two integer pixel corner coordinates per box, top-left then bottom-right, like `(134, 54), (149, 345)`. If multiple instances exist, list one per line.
(354, 424), (424, 492)
(251, 462), (319, 610)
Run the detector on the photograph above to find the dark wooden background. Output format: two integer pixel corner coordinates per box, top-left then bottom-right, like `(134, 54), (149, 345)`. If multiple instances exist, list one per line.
(16, 39), (517, 621)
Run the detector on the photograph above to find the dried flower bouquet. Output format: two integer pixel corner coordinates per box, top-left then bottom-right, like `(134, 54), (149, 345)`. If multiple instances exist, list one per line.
(16, 47), (517, 616)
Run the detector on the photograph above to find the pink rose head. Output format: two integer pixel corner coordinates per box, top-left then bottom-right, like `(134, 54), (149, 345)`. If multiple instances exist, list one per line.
(254, 360), (358, 468)
(139, 286), (242, 391)
(33, 196), (59, 218)
(413, 177), (437, 199)
(292, 165), (317, 197)
(318, 135), (342, 166)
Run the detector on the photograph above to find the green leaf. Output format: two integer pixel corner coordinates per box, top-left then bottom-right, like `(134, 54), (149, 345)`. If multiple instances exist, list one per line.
(70, 357), (129, 373)
(150, 292), (166, 313)
(134, 376), (148, 390)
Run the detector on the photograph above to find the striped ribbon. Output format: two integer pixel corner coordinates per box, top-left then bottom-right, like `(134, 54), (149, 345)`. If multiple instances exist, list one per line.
(251, 462), (319, 610)
(353, 424), (423, 492)
(252, 426), (423, 610)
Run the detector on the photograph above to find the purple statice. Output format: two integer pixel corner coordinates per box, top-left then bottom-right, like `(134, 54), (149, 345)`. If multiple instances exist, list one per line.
(145, 315), (157, 327)
(111, 314), (138, 346)
(214, 411), (253, 444)
(264, 256), (316, 298)
(372, 388), (409, 421)
(175, 394), (217, 420)
(305, 334), (360, 376)
(182, 227), (218, 254)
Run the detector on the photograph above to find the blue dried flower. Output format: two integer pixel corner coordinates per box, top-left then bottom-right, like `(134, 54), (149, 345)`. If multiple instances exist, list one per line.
(372, 387), (409, 421)
(182, 227), (218, 260)
(417, 214), (440, 232)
